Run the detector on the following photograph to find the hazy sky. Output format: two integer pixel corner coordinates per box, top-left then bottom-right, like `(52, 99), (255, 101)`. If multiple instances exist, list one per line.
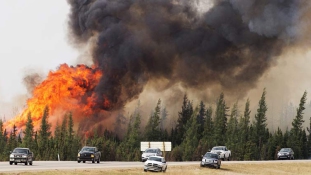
(0, 1), (78, 102)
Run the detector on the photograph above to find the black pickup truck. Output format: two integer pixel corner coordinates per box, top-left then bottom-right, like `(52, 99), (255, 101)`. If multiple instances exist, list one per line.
(77, 146), (101, 163)
(9, 147), (34, 165)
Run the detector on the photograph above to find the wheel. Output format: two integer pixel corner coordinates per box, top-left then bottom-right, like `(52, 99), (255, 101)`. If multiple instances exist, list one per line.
(92, 159), (95, 163)
(144, 169), (147, 172)
(97, 157), (100, 163)
(29, 161), (33, 165)
(25, 161), (28, 165)
(218, 165), (221, 169)
(9, 161), (13, 165)
(77, 161), (81, 163)
(83, 161), (85, 163)
(200, 164), (203, 167)
(227, 155), (230, 161)
(162, 166), (167, 172)
(14, 162), (17, 165)
(223, 155), (226, 161)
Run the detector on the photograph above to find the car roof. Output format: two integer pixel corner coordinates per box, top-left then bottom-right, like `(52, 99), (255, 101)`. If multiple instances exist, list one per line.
(14, 148), (29, 149)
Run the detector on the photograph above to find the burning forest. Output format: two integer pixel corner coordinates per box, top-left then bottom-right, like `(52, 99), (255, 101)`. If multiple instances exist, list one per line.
(4, 0), (311, 133)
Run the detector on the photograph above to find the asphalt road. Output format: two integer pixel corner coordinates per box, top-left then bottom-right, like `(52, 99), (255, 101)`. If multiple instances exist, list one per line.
(0, 160), (309, 172)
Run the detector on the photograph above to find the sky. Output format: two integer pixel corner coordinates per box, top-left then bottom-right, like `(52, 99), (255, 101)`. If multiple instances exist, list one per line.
(0, 1), (78, 102)
(0, 0), (311, 130)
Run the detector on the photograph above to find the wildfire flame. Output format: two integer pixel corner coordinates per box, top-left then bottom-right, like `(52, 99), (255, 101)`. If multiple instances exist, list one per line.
(4, 64), (106, 131)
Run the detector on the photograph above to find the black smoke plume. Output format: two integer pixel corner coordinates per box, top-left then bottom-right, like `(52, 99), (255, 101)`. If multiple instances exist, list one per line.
(67, 0), (309, 110)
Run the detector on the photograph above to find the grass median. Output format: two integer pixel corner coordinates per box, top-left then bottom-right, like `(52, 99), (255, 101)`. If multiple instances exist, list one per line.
(1, 161), (311, 175)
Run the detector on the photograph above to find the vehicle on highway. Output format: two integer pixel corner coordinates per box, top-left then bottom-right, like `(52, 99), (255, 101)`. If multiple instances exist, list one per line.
(210, 146), (231, 161)
(141, 148), (162, 162)
(9, 147), (33, 165)
(277, 148), (294, 160)
(77, 146), (101, 163)
(144, 156), (167, 172)
(200, 152), (221, 169)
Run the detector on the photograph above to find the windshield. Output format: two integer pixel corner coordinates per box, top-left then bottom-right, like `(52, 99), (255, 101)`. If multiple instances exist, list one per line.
(204, 153), (218, 159)
(145, 149), (157, 153)
(212, 147), (224, 151)
(81, 147), (95, 152)
(13, 149), (28, 154)
(148, 156), (162, 162)
(280, 148), (290, 152)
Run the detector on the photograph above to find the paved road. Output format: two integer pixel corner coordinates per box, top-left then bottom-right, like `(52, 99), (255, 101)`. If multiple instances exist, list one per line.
(0, 160), (309, 172)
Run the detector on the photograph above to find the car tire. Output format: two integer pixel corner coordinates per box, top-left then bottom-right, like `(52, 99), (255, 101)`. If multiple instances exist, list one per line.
(227, 155), (230, 161)
(83, 161), (85, 163)
(92, 159), (95, 163)
(14, 162), (17, 165)
(97, 157), (100, 163)
(78, 161), (81, 163)
(144, 169), (147, 172)
(29, 161), (33, 165)
(163, 166), (167, 172)
(9, 161), (13, 165)
(25, 161), (28, 165)
(223, 155), (226, 161)
(218, 165), (221, 169)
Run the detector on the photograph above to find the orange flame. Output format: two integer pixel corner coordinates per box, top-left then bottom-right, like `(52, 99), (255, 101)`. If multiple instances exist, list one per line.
(4, 64), (104, 131)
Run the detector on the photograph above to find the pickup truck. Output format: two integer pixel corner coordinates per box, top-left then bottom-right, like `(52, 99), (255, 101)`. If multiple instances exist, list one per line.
(9, 147), (34, 165)
(77, 146), (101, 163)
(210, 146), (231, 161)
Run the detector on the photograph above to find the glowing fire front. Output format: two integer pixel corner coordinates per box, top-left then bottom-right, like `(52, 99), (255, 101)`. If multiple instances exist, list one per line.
(4, 64), (108, 131)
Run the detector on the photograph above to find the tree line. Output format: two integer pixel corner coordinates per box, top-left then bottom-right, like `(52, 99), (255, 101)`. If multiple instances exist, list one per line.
(0, 89), (311, 161)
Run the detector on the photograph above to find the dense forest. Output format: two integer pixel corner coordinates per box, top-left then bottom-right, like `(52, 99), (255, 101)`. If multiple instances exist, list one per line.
(0, 89), (311, 161)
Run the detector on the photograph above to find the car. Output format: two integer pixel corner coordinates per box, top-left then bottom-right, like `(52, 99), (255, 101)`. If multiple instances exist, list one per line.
(200, 152), (221, 169)
(277, 148), (294, 160)
(141, 148), (162, 162)
(144, 156), (167, 172)
(9, 147), (34, 165)
(210, 146), (231, 161)
(77, 146), (101, 163)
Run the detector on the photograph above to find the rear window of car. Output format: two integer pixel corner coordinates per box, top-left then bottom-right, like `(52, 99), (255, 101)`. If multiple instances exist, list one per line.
(145, 149), (157, 153)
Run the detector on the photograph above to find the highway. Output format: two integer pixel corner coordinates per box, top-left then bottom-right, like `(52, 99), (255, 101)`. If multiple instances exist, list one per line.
(0, 160), (309, 172)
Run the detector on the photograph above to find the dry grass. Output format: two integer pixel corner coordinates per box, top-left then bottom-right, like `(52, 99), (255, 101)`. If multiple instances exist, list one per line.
(1, 162), (311, 175)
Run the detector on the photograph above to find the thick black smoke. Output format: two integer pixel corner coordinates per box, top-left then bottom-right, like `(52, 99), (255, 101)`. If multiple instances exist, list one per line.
(67, 0), (309, 110)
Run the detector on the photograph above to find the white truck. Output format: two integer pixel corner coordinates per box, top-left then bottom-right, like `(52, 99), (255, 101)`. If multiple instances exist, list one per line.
(210, 146), (231, 161)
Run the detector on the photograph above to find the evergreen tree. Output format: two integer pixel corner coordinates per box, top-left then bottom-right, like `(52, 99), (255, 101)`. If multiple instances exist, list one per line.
(214, 93), (228, 145)
(182, 108), (199, 161)
(253, 88), (268, 160)
(0, 120), (5, 160)
(226, 102), (239, 160)
(175, 94), (193, 145)
(196, 101), (205, 140)
(289, 91), (307, 159)
(22, 112), (34, 149)
(237, 99), (251, 160)
(38, 106), (51, 160)
(144, 99), (162, 141)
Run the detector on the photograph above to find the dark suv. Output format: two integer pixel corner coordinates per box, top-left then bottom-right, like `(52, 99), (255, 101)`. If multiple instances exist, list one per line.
(277, 148), (294, 160)
(9, 148), (34, 165)
(77, 146), (101, 163)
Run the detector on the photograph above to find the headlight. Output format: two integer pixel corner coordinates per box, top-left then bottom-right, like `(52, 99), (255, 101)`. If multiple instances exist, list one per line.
(9, 154), (14, 158)
(202, 158), (206, 162)
(22, 155), (27, 158)
(78, 153), (80, 157)
(91, 154), (94, 158)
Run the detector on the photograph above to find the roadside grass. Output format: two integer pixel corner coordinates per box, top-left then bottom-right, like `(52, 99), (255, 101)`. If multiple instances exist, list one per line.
(1, 161), (311, 175)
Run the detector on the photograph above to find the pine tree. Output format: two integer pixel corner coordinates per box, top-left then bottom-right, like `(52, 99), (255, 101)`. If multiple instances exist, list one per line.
(200, 106), (214, 152)
(0, 120), (5, 159)
(237, 99), (251, 160)
(144, 99), (162, 141)
(196, 101), (205, 140)
(214, 93), (228, 145)
(182, 108), (199, 161)
(253, 88), (268, 160)
(22, 112), (34, 149)
(226, 102), (239, 160)
(175, 94), (193, 145)
(38, 106), (51, 160)
(289, 91), (307, 159)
